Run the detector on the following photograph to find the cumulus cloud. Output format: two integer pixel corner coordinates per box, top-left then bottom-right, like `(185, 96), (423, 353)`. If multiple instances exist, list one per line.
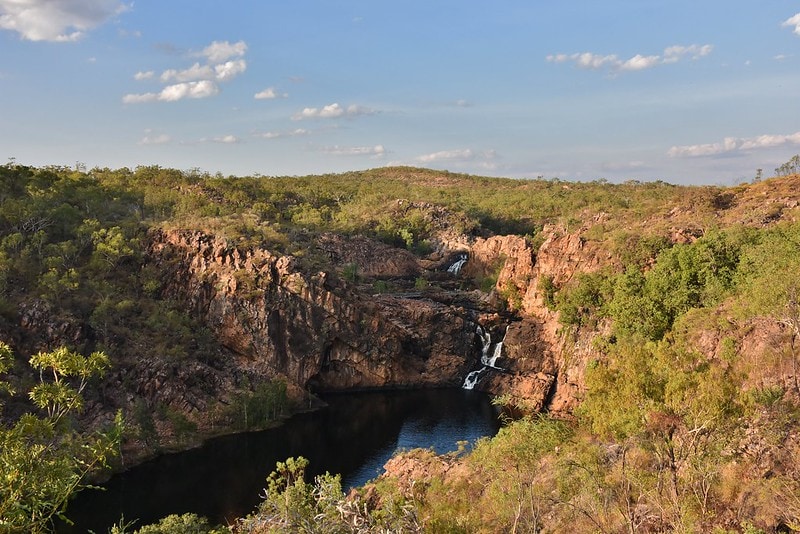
(123, 80), (220, 104)
(254, 87), (288, 100)
(668, 131), (800, 157)
(123, 40), (246, 104)
(200, 40), (247, 63)
(547, 44), (713, 74)
(160, 63), (213, 83)
(159, 59), (246, 83)
(214, 59), (247, 82)
(0, 0), (127, 42)
(256, 128), (308, 139)
(292, 103), (376, 120)
(621, 54), (661, 71)
(663, 44), (713, 63)
(783, 13), (800, 35)
(322, 145), (386, 157)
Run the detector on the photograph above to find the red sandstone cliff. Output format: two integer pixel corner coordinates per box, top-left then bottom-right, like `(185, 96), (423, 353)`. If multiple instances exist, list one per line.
(457, 229), (613, 414)
(148, 229), (478, 391)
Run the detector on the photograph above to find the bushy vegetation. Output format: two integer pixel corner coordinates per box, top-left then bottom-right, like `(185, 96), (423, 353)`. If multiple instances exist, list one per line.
(0, 343), (122, 533)
(230, 176), (800, 531)
(3, 160), (800, 532)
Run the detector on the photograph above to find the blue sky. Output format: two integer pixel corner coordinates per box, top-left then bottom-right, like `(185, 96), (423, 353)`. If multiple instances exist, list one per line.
(1, 1), (799, 184)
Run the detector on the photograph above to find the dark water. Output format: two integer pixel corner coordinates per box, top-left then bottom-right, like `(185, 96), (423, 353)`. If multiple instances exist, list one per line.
(59, 388), (500, 532)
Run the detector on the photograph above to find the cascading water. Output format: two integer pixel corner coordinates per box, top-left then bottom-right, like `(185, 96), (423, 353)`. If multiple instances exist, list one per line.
(447, 253), (468, 275)
(462, 325), (507, 390)
(485, 326), (507, 368)
(462, 367), (487, 390)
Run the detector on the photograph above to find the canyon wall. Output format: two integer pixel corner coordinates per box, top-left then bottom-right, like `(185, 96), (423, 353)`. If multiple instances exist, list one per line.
(461, 228), (615, 415)
(148, 229), (478, 392)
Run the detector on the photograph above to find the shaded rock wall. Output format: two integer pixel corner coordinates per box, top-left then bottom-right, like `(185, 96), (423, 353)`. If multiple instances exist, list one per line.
(461, 227), (615, 415)
(148, 229), (478, 392)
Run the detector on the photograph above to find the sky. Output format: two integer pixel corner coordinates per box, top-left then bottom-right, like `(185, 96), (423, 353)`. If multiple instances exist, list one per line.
(1, 1), (800, 185)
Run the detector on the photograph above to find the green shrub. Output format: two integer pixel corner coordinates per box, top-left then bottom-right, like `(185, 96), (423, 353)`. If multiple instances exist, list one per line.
(131, 513), (228, 534)
(538, 275), (557, 310)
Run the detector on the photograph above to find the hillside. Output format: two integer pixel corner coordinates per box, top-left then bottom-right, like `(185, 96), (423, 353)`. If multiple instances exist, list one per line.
(1, 163), (800, 532)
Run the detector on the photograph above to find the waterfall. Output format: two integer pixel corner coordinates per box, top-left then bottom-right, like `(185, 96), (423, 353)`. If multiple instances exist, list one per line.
(462, 325), (508, 390)
(462, 367), (487, 390)
(485, 325), (508, 368)
(447, 253), (468, 275)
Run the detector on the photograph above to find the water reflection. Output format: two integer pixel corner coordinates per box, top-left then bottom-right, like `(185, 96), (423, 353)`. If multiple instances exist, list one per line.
(60, 388), (500, 532)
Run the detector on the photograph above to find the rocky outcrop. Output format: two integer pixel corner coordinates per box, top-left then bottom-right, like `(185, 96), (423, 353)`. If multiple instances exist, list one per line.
(316, 233), (420, 279)
(459, 227), (616, 416)
(147, 229), (478, 392)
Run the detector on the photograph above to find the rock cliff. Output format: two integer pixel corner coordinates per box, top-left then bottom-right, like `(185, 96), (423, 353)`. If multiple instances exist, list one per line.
(148, 229), (478, 392)
(458, 227), (616, 415)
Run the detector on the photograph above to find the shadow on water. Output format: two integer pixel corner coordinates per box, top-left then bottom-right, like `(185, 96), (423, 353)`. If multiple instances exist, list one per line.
(59, 388), (500, 532)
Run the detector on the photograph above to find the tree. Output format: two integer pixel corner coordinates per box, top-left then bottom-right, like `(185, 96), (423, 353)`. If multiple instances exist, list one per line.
(0, 342), (123, 533)
(738, 223), (800, 395)
(775, 154), (800, 176)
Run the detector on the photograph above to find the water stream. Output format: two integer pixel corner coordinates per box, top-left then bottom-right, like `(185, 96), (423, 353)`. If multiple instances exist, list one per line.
(462, 325), (507, 390)
(447, 253), (468, 275)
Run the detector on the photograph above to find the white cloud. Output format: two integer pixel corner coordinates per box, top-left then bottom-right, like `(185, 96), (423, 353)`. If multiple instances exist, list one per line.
(200, 40), (248, 63)
(160, 62), (214, 83)
(123, 80), (220, 104)
(292, 103), (376, 120)
(122, 92), (158, 104)
(159, 59), (245, 83)
(0, 0), (127, 42)
(138, 133), (171, 145)
(575, 53), (620, 70)
(322, 145), (385, 157)
(774, 54), (791, 61)
(214, 59), (247, 82)
(417, 149), (477, 164)
(547, 44), (713, 74)
(782, 13), (800, 35)
(254, 87), (288, 100)
(159, 80), (219, 101)
(668, 131), (800, 157)
(124, 39), (247, 103)
(256, 128), (308, 139)
(620, 54), (661, 71)
(663, 44), (713, 63)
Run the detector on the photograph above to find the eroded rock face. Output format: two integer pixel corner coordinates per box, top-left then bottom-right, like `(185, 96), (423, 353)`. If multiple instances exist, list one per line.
(148, 229), (477, 392)
(316, 233), (420, 279)
(459, 228), (615, 416)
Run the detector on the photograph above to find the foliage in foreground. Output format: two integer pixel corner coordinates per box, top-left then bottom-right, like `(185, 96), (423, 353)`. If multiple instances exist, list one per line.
(0, 343), (122, 533)
(3, 162), (800, 531)
(221, 221), (800, 532)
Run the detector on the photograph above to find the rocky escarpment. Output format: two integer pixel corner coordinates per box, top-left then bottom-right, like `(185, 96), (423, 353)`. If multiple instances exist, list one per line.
(148, 229), (479, 392)
(459, 228), (615, 415)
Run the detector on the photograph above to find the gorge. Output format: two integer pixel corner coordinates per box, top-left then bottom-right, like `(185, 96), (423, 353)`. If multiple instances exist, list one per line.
(2, 164), (800, 532)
